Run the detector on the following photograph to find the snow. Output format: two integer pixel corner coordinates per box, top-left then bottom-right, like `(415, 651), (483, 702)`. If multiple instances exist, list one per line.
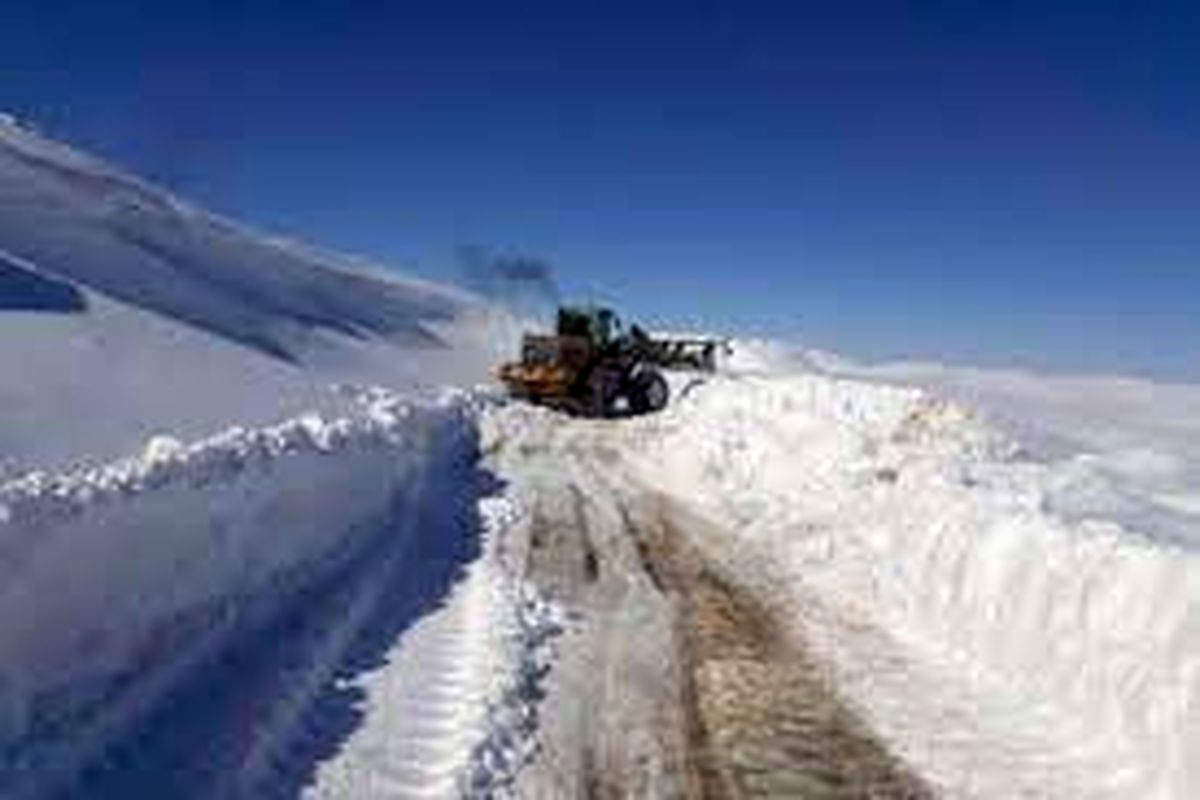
(0, 120), (515, 471)
(3, 116), (1197, 796)
(838, 360), (1200, 548)
(0, 391), (476, 797)
(0, 120), (539, 795)
(628, 355), (1200, 798)
(732, 340), (1200, 548)
(304, 492), (564, 800)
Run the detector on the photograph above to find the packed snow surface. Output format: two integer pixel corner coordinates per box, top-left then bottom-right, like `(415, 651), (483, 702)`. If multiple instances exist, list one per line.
(305, 496), (563, 799)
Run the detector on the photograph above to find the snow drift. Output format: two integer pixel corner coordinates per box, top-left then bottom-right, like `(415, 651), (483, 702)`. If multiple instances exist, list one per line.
(0, 391), (471, 797)
(634, 366), (1200, 798)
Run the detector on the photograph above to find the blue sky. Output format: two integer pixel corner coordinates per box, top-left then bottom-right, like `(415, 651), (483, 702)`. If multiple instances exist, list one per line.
(4, 1), (1199, 378)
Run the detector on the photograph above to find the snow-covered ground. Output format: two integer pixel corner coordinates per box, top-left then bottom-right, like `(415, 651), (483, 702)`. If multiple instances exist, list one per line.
(3, 117), (1197, 797)
(731, 339), (1200, 548)
(0, 392), (461, 796)
(844, 360), (1200, 548)
(622, 347), (1200, 798)
(0, 115), (516, 471)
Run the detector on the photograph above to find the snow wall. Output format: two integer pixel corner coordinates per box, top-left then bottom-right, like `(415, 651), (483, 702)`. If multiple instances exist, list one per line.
(639, 371), (1200, 799)
(0, 391), (473, 796)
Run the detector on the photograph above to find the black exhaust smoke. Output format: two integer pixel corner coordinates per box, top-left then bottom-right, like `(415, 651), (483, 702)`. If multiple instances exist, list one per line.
(456, 244), (560, 323)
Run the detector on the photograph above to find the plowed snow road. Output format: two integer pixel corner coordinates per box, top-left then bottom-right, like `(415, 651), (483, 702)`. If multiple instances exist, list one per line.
(482, 405), (930, 799)
(62, 402), (930, 799)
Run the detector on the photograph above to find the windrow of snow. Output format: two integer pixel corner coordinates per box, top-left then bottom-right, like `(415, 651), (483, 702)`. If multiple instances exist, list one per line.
(0, 390), (472, 798)
(632, 368), (1200, 799)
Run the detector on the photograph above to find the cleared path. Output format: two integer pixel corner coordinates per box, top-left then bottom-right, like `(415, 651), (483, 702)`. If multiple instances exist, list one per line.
(484, 405), (931, 798)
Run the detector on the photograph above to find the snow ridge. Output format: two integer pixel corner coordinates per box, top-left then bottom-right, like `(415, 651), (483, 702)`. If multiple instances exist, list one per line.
(2, 395), (410, 528)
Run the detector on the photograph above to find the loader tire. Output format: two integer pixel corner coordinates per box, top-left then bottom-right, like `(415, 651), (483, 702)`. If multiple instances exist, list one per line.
(629, 368), (669, 415)
(586, 368), (621, 418)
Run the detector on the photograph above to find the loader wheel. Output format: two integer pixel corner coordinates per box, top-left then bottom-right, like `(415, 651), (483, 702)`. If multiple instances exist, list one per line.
(629, 369), (669, 415)
(586, 368), (621, 418)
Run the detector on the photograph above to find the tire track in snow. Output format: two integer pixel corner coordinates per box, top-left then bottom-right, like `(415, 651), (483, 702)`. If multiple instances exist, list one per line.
(634, 497), (933, 798)
(303, 554), (510, 798)
(488, 408), (933, 798)
(303, 492), (563, 799)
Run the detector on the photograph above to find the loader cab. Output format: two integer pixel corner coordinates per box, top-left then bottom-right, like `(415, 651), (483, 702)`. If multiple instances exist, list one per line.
(556, 305), (624, 351)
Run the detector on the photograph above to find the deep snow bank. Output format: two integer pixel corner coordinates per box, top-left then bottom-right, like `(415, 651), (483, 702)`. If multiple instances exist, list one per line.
(633, 369), (1200, 798)
(0, 390), (472, 796)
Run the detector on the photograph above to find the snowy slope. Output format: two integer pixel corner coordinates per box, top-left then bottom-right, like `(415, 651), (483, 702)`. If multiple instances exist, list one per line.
(0, 116), (513, 470)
